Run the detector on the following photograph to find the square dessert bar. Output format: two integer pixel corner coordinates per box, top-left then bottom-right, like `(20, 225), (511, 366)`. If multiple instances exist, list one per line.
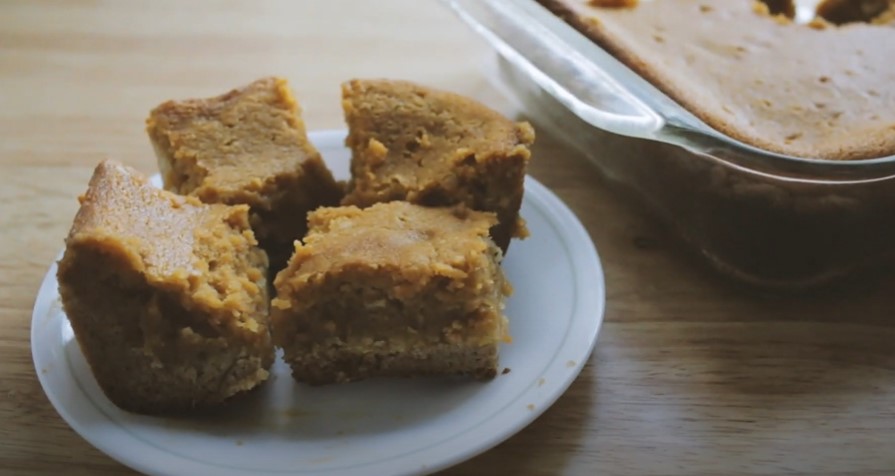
(57, 160), (273, 414)
(271, 201), (512, 385)
(340, 79), (534, 252)
(147, 77), (343, 268)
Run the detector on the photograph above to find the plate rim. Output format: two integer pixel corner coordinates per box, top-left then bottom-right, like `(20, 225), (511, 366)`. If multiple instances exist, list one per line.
(31, 128), (605, 476)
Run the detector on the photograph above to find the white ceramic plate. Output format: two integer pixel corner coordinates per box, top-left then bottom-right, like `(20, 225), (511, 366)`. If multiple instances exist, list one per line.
(31, 130), (605, 476)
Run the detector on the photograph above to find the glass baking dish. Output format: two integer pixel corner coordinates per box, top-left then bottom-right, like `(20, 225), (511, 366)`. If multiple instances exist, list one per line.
(444, 0), (895, 288)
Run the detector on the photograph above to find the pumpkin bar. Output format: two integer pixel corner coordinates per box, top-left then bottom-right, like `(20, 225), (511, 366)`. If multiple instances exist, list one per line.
(57, 160), (273, 414)
(146, 77), (343, 269)
(271, 201), (511, 385)
(340, 79), (534, 252)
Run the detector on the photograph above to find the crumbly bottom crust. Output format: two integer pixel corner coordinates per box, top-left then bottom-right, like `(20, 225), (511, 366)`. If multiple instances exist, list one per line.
(284, 342), (500, 385)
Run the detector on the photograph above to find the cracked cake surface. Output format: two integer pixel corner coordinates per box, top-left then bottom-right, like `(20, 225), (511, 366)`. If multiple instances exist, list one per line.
(57, 160), (273, 414)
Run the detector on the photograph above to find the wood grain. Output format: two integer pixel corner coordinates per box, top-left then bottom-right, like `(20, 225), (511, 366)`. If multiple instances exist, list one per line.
(2, 1), (894, 475)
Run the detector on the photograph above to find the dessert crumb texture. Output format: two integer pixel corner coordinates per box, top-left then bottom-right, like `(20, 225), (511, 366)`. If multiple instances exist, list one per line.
(146, 77), (343, 268)
(272, 201), (511, 385)
(58, 77), (528, 412)
(341, 79), (533, 251)
(57, 160), (274, 414)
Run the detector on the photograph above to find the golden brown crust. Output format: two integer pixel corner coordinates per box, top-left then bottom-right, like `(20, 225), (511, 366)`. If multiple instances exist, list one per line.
(340, 78), (533, 251)
(271, 202), (510, 385)
(58, 160), (273, 414)
(538, 0), (895, 160)
(146, 77), (343, 268)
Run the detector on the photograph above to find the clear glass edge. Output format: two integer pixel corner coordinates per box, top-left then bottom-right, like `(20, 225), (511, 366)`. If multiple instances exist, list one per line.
(442, 0), (895, 181)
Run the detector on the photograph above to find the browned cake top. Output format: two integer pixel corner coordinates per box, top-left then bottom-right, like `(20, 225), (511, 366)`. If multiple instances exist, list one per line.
(549, 0), (895, 160)
(341, 78), (534, 190)
(284, 201), (498, 280)
(69, 160), (215, 276)
(67, 160), (267, 321)
(271, 201), (508, 351)
(146, 76), (321, 195)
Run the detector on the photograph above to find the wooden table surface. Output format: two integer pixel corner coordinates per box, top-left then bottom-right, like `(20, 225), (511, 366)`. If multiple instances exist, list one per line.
(2, 1), (894, 475)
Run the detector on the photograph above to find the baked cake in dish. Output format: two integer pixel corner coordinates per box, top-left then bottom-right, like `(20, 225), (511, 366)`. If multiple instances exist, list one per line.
(271, 201), (511, 385)
(340, 79), (534, 251)
(539, 0), (895, 160)
(57, 160), (273, 414)
(147, 77), (343, 269)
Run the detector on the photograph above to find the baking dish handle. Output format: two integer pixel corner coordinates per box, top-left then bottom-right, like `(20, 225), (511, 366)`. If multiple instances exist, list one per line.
(443, 0), (664, 138)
